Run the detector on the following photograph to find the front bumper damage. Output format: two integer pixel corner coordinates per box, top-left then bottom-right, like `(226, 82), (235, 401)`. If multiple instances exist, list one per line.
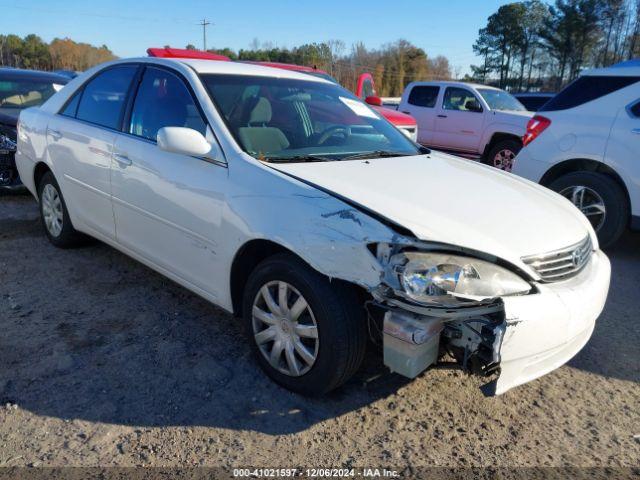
(371, 248), (611, 396)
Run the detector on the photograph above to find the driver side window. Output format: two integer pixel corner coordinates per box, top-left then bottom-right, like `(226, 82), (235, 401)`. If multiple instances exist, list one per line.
(443, 87), (482, 112)
(129, 67), (207, 142)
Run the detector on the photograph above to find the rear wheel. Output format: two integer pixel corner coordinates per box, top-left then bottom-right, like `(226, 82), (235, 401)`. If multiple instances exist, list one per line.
(549, 171), (628, 248)
(242, 253), (366, 396)
(484, 139), (522, 172)
(37, 171), (84, 248)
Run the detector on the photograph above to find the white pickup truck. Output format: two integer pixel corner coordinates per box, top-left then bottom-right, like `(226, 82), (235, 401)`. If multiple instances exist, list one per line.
(398, 81), (533, 171)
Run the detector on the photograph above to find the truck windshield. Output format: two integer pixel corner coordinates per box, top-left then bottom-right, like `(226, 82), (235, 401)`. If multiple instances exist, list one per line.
(477, 88), (526, 112)
(200, 74), (420, 162)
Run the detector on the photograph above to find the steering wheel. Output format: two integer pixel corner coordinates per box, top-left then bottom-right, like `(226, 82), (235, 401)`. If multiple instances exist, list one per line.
(317, 126), (348, 145)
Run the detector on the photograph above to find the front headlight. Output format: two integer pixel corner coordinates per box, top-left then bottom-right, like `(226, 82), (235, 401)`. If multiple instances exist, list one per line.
(393, 251), (531, 304)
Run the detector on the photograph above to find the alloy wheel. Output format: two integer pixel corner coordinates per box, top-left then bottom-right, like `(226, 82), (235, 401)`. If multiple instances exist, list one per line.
(41, 184), (64, 237)
(492, 148), (515, 172)
(559, 185), (607, 231)
(251, 280), (319, 377)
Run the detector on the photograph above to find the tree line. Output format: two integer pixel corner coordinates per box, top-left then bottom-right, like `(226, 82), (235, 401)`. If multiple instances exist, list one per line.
(0, 34), (116, 72)
(201, 39), (452, 97)
(471, 0), (640, 91)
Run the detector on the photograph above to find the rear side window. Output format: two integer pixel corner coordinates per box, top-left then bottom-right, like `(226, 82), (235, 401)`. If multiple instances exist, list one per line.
(76, 65), (138, 129)
(129, 67), (207, 142)
(629, 101), (640, 117)
(517, 96), (551, 111)
(408, 86), (439, 108)
(540, 76), (640, 112)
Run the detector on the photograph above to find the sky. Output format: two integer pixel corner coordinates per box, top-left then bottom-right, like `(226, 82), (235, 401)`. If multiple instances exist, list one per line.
(1, 0), (525, 75)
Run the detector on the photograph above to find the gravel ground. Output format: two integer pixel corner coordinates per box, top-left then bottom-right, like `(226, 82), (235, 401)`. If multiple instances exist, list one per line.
(0, 192), (639, 473)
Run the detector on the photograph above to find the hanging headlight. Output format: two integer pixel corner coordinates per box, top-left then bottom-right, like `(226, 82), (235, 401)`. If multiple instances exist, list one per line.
(392, 251), (531, 304)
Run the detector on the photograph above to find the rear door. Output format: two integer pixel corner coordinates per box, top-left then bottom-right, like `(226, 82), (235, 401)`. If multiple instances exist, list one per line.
(46, 64), (138, 239)
(432, 86), (485, 153)
(400, 85), (440, 144)
(605, 99), (640, 217)
(110, 65), (228, 296)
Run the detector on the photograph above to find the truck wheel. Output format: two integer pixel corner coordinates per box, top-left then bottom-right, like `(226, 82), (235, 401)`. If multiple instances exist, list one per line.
(37, 171), (85, 248)
(549, 171), (628, 248)
(242, 253), (366, 396)
(484, 139), (522, 172)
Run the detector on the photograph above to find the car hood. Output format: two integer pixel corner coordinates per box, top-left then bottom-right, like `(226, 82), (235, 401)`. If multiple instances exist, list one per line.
(269, 152), (592, 272)
(373, 106), (416, 126)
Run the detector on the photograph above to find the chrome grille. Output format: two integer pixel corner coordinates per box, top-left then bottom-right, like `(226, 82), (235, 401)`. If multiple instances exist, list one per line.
(522, 236), (593, 282)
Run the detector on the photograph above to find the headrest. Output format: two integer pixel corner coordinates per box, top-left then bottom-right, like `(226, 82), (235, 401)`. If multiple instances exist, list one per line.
(249, 97), (272, 125)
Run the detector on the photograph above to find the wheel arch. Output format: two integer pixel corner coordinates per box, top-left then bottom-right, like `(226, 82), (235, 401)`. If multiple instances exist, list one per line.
(229, 238), (369, 318)
(539, 158), (631, 215)
(33, 162), (53, 198)
(482, 132), (523, 158)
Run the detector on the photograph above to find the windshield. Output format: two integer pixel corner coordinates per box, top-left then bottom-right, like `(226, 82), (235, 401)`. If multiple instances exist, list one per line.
(477, 88), (526, 112)
(201, 74), (420, 162)
(306, 71), (338, 83)
(0, 77), (65, 115)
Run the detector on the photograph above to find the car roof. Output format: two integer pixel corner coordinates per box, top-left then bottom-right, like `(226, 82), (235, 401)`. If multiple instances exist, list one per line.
(408, 80), (500, 90)
(243, 61), (329, 75)
(131, 57), (332, 83)
(582, 59), (640, 77)
(0, 67), (70, 84)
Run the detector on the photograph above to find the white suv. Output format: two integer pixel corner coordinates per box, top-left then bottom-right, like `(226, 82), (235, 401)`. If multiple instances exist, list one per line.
(513, 61), (640, 247)
(398, 81), (532, 171)
(16, 57), (610, 396)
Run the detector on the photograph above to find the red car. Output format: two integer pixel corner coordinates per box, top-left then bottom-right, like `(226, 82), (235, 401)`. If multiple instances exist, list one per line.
(148, 48), (418, 141)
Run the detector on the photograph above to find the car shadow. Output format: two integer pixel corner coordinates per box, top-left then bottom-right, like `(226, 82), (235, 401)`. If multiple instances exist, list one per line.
(0, 194), (638, 435)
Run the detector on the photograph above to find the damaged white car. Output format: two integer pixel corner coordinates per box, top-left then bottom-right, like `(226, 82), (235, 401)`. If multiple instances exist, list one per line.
(16, 57), (611, 396)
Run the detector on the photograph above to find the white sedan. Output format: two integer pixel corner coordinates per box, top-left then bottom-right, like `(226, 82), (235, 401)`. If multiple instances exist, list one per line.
(15, 57), (610, 396)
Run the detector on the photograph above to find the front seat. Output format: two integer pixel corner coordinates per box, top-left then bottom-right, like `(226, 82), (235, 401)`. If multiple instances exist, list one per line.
(238, 97), (290, 155)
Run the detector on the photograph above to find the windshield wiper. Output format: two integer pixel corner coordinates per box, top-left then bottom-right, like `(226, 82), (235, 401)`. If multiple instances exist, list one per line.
(261, 154), (337, 163)
(340, 150), (414, 161)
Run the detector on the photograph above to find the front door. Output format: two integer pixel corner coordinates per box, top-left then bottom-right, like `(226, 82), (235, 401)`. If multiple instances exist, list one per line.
(110, 65), (228, 298)
(432, 86), (485, 153)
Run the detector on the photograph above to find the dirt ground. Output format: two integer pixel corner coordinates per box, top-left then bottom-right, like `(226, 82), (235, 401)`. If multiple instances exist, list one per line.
(0, 192), (639, 473)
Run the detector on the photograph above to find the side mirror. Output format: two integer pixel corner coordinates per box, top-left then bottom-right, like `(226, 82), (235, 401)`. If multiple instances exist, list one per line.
(157, 127), (212, 156)
(365, 96), (383, 106)
(465, 100), (483, 113)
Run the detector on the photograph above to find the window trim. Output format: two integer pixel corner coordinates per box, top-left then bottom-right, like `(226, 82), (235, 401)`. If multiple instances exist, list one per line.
(407, 85), (440, 108)
(442, 86), (483, 113)
(626, 99), (640, 118)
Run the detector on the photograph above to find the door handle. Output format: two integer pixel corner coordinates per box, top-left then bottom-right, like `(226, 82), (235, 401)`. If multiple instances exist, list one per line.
(113, 152), (132, 167)
(632, 128), (640, 135)
(437, 114), (448, 118)
(401, 111), (412, 115)
(47, 128), (62, 140)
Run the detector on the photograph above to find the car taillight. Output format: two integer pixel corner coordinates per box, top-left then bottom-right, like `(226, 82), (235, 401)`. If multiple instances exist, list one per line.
(523, 115), (551, 147)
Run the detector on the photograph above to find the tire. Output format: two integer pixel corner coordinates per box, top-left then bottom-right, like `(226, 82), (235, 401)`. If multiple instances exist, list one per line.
(242, 253), (367, 396)
(37, 171), (85, 248)
(548, 171), (628, 248)
(484, 138), (522, 172)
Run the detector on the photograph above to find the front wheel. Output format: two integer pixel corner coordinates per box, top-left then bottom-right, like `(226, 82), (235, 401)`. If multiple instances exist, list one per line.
(242, 253), (366, 396)
(484, 139), (522, 172)
(548, 171), (628, 248)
